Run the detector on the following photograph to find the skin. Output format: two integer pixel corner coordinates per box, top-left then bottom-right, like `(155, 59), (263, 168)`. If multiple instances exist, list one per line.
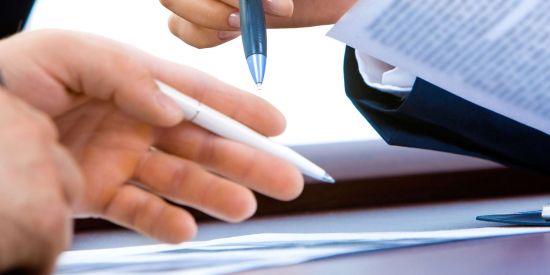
(0, 29), (304, 267)
(160, 0), (357, 48)
(0, 88), (83, 274)
(0, 0), (354, 270)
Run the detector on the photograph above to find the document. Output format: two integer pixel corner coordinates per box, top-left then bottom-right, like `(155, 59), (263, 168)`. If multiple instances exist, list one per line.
(56, 227), (550, 274)
(328, 0), (550, 134)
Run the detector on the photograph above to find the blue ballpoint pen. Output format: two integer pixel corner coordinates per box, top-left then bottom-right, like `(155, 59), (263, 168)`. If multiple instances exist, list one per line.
(240, 0), (267, 87)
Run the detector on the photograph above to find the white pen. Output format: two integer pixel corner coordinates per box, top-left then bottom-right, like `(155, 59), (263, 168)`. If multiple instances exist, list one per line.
(157, 81), (335, 183)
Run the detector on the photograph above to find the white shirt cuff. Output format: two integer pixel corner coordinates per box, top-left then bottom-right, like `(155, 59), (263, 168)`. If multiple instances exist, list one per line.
(355, 51), (416, 98)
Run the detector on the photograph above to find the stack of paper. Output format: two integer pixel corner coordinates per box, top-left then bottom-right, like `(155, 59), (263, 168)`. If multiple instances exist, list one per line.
(57, 227), (550, 274)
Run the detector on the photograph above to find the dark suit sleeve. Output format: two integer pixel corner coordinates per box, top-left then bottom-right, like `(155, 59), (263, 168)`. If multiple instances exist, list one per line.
(0, 0), (36, 38)
(343, 47), (550, 173)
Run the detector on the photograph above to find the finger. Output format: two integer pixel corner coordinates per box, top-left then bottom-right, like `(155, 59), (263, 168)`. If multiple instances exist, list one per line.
(156, 123), (304, 201)
(102, 184), (197, 243)
(161, 0), (293, 30)
(266, 0), (355, 28)
(166, 12), (313, 49)
(74, 47), (184, 127)
(36, 31), (184, 127)
(164, 0), (293, 48)
(145, 58), (287, 136)
(168, 15), (241, 49)
(218, 0), (294, 17)
(135, 150), (257, 222)
(161, 0), (238, 31)
(49, 144), (85, 207)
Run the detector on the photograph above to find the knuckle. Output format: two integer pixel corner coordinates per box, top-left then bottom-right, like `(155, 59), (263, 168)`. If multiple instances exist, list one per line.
(168, 162), (193, 195)
(196, 135), (217, 163)
(108, 51), (138, 73)
(108, 52), (151, 85)
(238, 150), (260, 182)
(94, 51), (152, 102)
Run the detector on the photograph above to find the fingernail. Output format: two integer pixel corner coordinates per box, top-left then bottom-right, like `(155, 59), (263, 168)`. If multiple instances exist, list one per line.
(265, 0), (293, 17)
(156, 91), (184, 121)
(228, 12), (240, 28)
(218, 31), (241, 41)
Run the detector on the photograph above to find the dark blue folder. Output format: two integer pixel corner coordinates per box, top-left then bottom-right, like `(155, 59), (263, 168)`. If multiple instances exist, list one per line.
(343, 47), (550, 173)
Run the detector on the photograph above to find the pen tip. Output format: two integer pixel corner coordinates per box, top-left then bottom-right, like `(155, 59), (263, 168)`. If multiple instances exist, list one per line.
(321, 173), (336, 184)
(247, 54), (266, 87)
(256, 83), (263, 90)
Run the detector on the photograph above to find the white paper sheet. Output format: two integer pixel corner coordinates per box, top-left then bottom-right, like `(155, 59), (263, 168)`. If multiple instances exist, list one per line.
(56, 227), (550, 274)
(328, 0), (550, 135)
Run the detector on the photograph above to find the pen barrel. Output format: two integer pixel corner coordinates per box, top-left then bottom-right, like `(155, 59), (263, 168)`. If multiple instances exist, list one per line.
(240, 0), (267, 57)
(194, 105), (326, 180)
(158, 81), (330, 182)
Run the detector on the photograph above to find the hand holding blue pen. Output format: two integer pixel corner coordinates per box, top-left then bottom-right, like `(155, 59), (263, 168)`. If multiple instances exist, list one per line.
(240, 0), (267, 87)
(162, 0), (354, 49)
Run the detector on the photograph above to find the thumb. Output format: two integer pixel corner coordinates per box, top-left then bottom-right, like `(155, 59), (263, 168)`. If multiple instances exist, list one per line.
(37, 31), (184, 127)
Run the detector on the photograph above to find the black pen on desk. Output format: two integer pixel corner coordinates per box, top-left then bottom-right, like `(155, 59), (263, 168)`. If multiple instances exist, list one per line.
(240, 0), (267, 88)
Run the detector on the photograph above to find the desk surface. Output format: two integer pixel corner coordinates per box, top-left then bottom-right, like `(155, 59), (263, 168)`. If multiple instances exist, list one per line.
(71, 194), (550, 274)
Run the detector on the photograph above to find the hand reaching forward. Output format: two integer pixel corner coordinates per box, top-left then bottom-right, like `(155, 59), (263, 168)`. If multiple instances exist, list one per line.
(161, 0), (357, 48)
(0, 30), (303, 244)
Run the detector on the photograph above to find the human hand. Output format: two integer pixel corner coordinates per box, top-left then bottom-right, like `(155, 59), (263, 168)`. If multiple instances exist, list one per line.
(0, 89), (83, 274)
(160, 0), (357, 48)
(0, 30), (304, 243)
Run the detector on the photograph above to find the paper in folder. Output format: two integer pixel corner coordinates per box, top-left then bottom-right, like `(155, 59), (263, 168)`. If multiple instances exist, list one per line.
(329, 0), (550, 134)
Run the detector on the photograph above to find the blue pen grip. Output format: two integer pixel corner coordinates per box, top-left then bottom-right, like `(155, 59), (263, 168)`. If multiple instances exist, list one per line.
(240, 0), (267, 57)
